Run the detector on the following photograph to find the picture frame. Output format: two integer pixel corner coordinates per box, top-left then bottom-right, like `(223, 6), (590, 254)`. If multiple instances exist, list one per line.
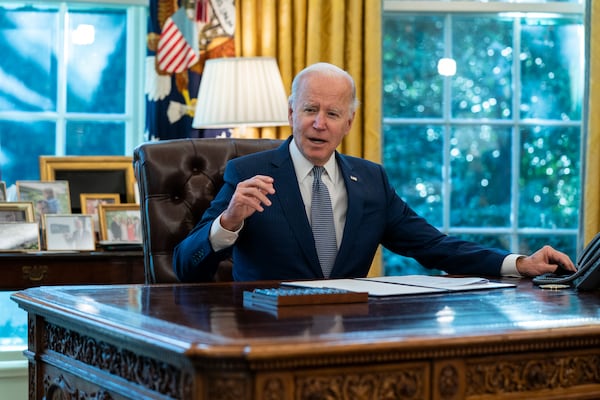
(16, 180), (71, 223)
(44, 214), (95, 251)
(80, 193), (121, 233)
(98, 204), (142, 243)
(0, 181), (6, 201)
(0, 202), (35, 223)
(80, 193), (121, 214)
(39, 155), (136, 214)
(0, 222), (40, 251)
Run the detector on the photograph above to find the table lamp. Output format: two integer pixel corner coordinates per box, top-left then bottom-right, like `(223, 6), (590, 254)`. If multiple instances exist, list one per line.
(192, 57), (289, 137)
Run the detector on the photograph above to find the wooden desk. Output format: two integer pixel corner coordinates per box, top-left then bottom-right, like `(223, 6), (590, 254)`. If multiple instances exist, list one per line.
(12, 280), (600, 400)
(0, 251), (144, 290)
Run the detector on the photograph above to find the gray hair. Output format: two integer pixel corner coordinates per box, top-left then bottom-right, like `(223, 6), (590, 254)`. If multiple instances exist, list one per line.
(288, 62), (360, 113)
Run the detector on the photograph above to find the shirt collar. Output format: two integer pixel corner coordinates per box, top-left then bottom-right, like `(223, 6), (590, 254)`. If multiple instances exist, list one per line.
(289, 138), (337, 181)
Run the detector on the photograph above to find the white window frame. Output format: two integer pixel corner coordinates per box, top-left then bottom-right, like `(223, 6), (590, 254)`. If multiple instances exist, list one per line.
(382, 1), (585, 255)
(0, 0), (147, 156)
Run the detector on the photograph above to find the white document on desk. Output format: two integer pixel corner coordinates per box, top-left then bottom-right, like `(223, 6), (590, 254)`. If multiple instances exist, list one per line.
(283, 275), (515, 297)
(361, 275), (515, 292)
(282, 278), (446, 296)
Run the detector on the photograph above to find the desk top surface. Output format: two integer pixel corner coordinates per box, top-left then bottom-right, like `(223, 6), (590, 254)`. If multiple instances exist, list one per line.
(12, 279), (600, 357)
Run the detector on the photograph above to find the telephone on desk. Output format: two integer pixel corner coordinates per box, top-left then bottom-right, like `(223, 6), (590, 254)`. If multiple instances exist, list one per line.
(533, 232), (600, 290)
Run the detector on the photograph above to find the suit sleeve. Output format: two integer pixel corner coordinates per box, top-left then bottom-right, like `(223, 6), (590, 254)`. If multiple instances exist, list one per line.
(379, 166), (509, 276)
(172, 163), (240, 282)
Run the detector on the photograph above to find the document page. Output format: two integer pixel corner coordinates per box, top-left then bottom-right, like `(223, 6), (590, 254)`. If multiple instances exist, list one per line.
(282, 279), (446, 297)
(361, 275), (515, 291)
(283, 275), (516, 297)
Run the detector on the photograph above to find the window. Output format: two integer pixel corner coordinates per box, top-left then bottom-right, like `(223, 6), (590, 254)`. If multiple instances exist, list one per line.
(0, 0), (146, 352)
(0, 291), (26, 348)
(0, 0), (146, 187)
(382, 1), (585, 275)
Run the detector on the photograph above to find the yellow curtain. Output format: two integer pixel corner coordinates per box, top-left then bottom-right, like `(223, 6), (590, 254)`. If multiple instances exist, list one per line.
(235, 0), (383, 275)
(585, 2), (600, 246)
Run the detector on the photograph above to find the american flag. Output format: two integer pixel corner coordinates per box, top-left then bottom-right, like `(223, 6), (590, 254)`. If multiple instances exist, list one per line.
(157, 7), (199, 73)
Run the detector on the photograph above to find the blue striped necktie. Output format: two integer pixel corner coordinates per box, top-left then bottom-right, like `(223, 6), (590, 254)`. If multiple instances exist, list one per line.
(311, 166), (337, 278)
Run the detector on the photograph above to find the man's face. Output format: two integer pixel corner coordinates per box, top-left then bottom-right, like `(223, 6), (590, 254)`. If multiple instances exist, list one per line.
(289, 73), (355, 166)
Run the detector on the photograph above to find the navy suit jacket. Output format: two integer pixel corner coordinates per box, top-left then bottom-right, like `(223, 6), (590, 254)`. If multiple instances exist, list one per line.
(173, 137), (509, 282)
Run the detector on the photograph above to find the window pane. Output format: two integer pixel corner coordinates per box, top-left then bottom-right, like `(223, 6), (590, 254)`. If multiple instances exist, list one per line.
(0, 6), (58, 112)
(382, 15), (444, 118)
(450, 125), (511, 227)
(520, 16), (584, 120)
(519, 234), (577, 262)
(66, 121), (125, 155)
(452, 16), (513, 119)
(519, 126), (580, 229)
(456, 233), (511, 252)
(67, 9), (127, 113)
(0, 121), (55, 183)
(383, 124), (443, 225)
(0, 292), (26, 348)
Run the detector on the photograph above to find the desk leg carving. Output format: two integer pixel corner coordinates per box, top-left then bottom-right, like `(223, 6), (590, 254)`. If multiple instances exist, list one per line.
(433, 360), (464, 400)
(208, 376), (249, 400)
(261, 377), (285, 399)
(44, 322), (189, 399)
(44, 374), (112, 400)
(22, 265), (48, 282)
(437, 364), (459, 398)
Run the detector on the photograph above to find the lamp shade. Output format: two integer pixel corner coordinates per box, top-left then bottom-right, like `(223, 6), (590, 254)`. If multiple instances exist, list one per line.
(192, 57), (289, 129)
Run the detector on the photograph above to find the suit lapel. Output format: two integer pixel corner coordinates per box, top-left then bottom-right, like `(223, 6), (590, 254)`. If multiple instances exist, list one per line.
(268, 140), (367, 278)
(333, 155), (364, 273)
(269, 140), (323, 275)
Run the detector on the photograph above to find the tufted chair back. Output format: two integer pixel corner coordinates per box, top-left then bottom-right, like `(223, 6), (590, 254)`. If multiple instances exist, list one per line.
(133, 137), (283, 283)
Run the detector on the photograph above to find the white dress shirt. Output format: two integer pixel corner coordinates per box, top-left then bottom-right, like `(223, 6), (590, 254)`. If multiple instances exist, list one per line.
(289, 139), (346, 249)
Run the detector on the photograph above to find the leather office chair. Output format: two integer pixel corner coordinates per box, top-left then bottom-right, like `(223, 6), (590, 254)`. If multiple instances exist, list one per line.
(133, 137), (283, 283)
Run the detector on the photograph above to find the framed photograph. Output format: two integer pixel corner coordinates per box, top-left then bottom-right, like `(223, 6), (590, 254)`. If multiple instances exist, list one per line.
(0, 181), (6, 201)
(98, 204), (142, 243)
(44, 214), (95, 251)
(80, 193), (121, 233)
(0, 202), (35, 223)
(16, 180), (71, 223)
(134, 181), (140, 204)
(39, 155), (136, 214)
(0, 222), (40, 251)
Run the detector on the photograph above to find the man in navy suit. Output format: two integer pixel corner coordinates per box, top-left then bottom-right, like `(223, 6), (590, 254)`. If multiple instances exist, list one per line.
(173, 62), (576, 282)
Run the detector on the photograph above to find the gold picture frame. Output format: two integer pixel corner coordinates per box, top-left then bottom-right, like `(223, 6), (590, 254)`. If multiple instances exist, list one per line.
(98, 203), (141, 243)
(0, 181), (6, 201)
(80, 193), (121, 214)
(80, 193), (121, 233)
(0, 201), (35, 223)
(39, 155), (136, 214)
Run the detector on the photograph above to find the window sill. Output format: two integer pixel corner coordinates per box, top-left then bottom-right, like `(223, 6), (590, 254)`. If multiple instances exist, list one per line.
(0, 348), (27, 378)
